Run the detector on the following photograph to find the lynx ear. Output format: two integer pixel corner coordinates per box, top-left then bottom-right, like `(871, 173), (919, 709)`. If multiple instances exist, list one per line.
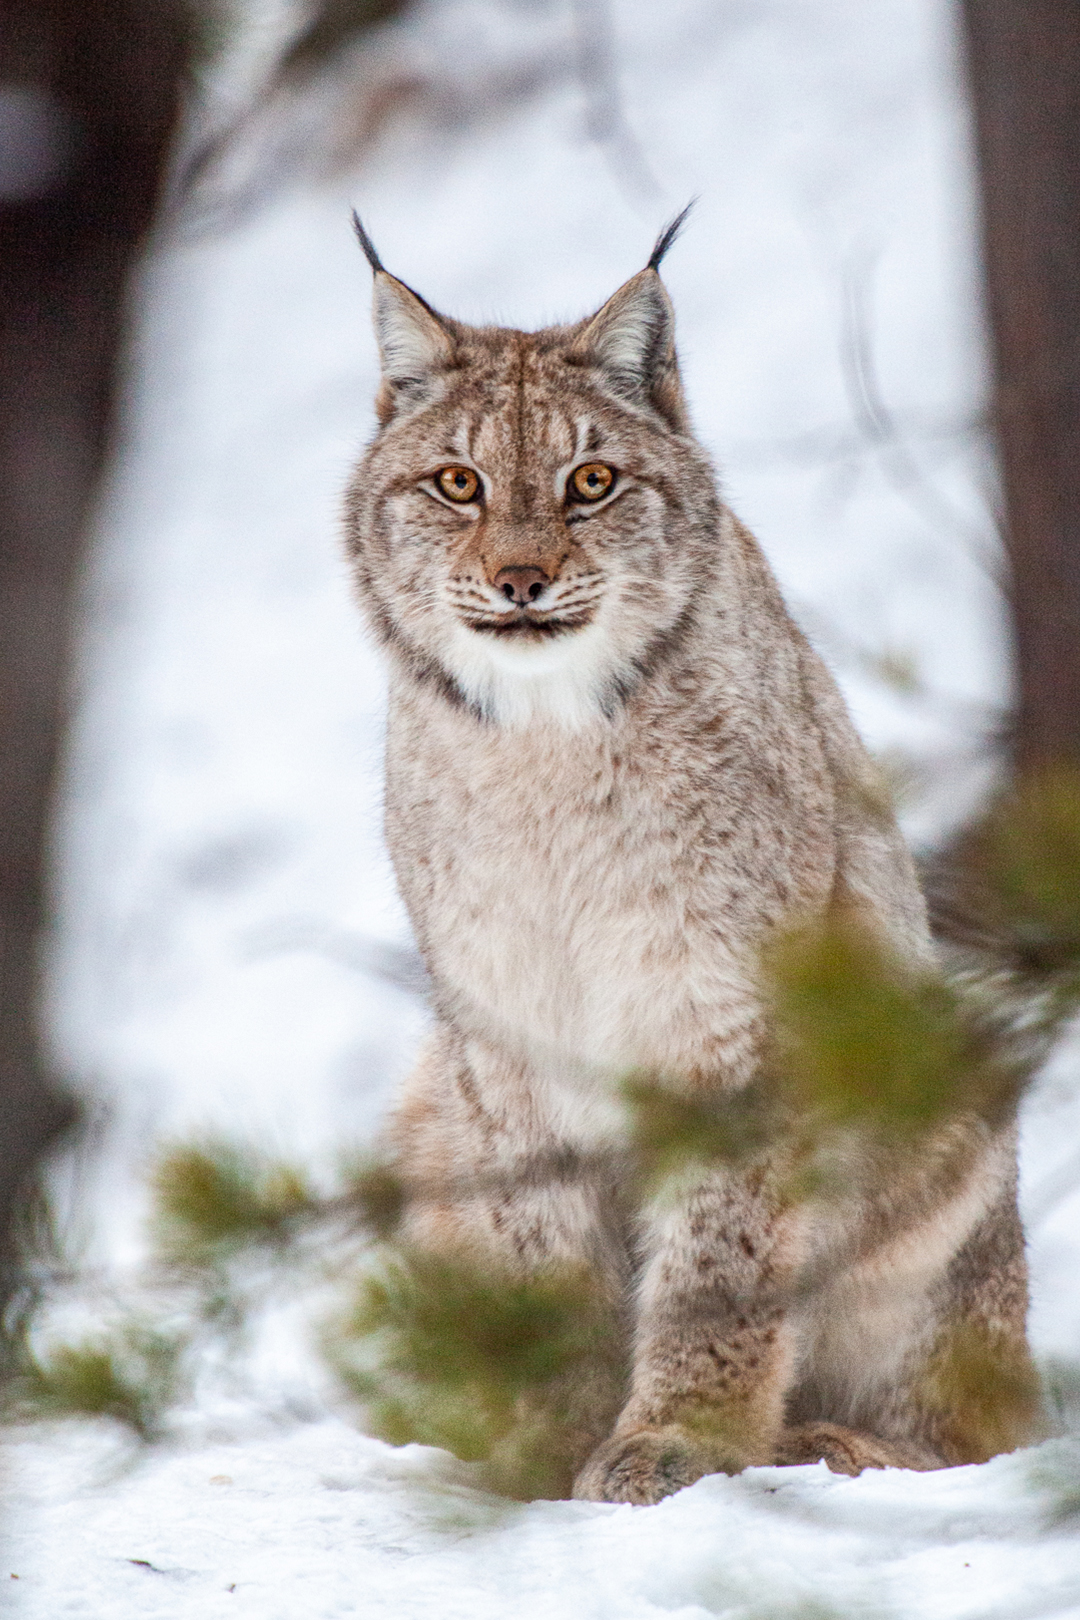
(372, 273), (454, 387)
(570, 203), (693, 429)
(574, 270), (688, 430)
(352, 211), (454, 420)
(577, 270), (673, 390)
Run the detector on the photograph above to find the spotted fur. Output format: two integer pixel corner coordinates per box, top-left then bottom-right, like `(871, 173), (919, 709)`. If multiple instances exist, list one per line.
(342, 223), (1041, 1503)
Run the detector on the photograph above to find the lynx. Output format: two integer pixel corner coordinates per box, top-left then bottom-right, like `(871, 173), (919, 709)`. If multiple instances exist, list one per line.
(342, 211), (1041, 1503)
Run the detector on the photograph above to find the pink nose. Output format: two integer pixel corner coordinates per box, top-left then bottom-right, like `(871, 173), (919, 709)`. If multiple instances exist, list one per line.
(493, 566), (550, 605)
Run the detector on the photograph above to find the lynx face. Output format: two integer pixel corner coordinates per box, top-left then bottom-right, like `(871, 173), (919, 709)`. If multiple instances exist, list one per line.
(345, 227), (720, 727)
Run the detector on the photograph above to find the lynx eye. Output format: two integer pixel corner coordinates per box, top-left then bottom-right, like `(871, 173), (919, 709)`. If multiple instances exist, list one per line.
(436, 465), (481, 503)
(569, 462), (615, 503)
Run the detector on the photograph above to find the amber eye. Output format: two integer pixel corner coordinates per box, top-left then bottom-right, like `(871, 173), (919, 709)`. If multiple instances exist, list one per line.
(436, 465), (481, 503)
(569, 462), (615, 503)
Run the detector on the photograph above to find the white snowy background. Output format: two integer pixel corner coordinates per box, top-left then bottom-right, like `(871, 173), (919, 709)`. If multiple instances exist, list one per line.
(6, 0), (1080, 1614)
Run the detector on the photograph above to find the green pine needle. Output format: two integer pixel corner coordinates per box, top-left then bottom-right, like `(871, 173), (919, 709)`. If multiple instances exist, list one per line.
(151, 1141), (315, 1263)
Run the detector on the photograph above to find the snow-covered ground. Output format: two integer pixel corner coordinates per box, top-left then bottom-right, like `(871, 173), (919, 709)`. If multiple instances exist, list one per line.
(8, 0), (1080, 1613)
(7, 1422), (1080, 1619)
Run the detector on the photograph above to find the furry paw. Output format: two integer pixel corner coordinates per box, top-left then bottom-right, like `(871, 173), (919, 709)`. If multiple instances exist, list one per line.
(775, 1422), (942, 1475)
(571, 1427), (712, 1505)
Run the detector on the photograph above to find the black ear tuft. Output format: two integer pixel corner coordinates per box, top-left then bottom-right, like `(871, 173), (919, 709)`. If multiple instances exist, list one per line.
(351, 210), (385, 276)
(646, 200), (696, 274)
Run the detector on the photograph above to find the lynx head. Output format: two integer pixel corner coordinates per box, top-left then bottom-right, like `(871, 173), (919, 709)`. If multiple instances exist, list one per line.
(344, 207), (720, 728)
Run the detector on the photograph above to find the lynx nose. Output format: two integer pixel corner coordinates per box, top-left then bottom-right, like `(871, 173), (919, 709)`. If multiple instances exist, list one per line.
(493, 566), (550, 605)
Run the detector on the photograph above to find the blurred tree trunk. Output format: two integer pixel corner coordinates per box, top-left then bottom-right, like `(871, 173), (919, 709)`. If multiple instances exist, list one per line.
(0, 0), (191, 1298)
(962, 0), (1080, 771)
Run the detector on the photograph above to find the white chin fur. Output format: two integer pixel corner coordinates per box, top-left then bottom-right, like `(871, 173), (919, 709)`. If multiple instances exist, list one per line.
(445, 620), (616, 729)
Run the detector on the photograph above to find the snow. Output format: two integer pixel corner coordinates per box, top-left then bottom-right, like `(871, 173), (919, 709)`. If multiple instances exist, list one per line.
(7, 1423), (1080, 1619)
(11, 0), (1080, 1614)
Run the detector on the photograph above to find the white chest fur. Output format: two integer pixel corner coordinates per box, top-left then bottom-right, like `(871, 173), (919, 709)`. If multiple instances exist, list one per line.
(387, 700), (777, 1089)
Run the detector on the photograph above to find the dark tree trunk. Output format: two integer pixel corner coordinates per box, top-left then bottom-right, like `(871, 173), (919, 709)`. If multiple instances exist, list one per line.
(961, 0), (1080, 770)
(0, 0), (191, 1296)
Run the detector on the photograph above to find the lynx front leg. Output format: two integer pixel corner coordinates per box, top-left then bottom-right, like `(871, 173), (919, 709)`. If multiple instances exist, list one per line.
(392, 1029), (632, 1496)
(395, 1029), (631, 1279)
(408, 1170), (630, 1498)
(574, 1167), (800, 1504)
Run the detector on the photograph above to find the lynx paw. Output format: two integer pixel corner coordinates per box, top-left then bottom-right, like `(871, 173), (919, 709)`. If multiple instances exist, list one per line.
(571, 1427), (712, 1505)
(775, 1422), (942, 1475)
